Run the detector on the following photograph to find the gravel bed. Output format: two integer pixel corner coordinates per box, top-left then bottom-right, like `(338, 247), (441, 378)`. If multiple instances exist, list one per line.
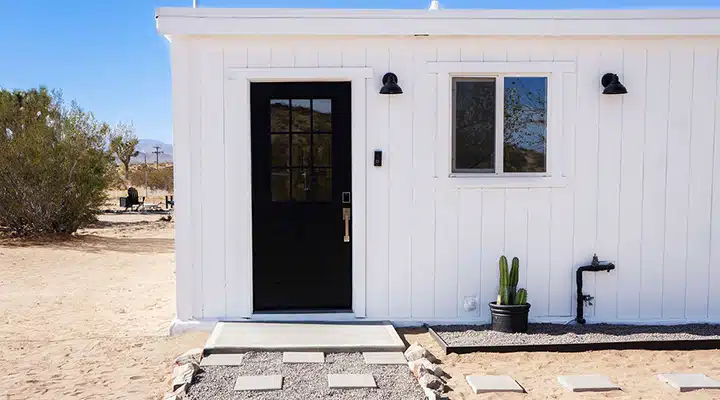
(187, 352), (425, 400)
(433, 323), (720, 347)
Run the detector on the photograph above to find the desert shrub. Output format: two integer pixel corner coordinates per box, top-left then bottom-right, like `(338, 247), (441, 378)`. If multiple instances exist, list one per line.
(0, 88), (114, 235)
(129, 165), (174, 192)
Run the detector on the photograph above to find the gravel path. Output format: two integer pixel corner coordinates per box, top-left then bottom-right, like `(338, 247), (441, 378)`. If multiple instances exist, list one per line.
(187, 352), (425, 400)
(433, 323), (720, 346)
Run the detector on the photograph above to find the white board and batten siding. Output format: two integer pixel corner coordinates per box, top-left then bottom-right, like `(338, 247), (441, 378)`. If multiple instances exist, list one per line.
(162, 9), (720, 325)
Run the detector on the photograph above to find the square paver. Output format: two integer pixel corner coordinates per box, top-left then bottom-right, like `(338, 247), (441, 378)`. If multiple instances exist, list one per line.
(234, 375), (283, 391)
(657, 373), (720, 392)
(282, 352), (324, 363)
(328, 374), (377, 388)
(363, 352), (407, 365)
(465, 375), (524, 393)
(557, 375), (620, 392)
(200, 353), (244, 366)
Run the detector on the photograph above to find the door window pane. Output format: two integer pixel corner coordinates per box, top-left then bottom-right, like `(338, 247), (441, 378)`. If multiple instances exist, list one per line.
(270, 99), (290, 132)
(271, 169), (290, 201)
(312, 169), (332, 202)
(453, 78), (496, 172)
(313, 99), (332, 132)
(291, 99), (311, 132)
(270, 134), (289, 166)
(503, 77), (547, 173)
(313, 134), (332, 167)
(291, 134), (311, 167)
(291, 168), (311, 201)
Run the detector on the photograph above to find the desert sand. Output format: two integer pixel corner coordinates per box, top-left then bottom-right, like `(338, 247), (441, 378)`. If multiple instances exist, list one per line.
(0, 214), (207, 400)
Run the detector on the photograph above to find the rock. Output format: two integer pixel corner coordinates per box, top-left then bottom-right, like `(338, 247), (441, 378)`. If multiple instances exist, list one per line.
(409, 358), (444, 378)
(164, 383), (188, 399)
(419, 373), (444, 390)
(171, 362), (198, 391)
(423, 386), (450, 400)
(175, 348), (203, 365)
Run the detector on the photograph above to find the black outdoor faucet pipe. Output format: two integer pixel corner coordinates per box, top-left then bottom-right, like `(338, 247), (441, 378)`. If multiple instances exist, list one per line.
(576, 254), (616, 324)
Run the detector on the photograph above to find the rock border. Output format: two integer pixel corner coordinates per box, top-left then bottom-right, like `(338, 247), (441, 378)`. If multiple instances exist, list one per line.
(403, 342), (450, 400)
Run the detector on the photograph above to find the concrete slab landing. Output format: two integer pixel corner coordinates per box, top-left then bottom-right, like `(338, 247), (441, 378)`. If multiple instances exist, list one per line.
(557, 375), (620, 392)
(657, 373), (720, 392)
(205, 322), (405, 353)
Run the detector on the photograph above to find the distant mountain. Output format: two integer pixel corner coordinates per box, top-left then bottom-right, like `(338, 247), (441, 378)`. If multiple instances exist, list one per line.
(131, 139), (173, 164)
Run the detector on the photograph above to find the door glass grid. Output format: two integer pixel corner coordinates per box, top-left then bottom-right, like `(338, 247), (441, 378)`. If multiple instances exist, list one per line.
(270, 99), (333, 202)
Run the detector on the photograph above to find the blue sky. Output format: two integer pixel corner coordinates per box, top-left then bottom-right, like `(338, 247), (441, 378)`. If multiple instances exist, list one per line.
(2, 0), (719, 143)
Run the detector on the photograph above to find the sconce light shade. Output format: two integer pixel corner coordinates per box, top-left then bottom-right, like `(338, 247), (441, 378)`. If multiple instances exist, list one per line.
(380, 72), (403, 95)
(601, 73), (628, 95)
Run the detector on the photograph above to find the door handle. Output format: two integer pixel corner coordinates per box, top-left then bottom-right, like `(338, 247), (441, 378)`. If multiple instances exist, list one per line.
(343, 208), (350, 242)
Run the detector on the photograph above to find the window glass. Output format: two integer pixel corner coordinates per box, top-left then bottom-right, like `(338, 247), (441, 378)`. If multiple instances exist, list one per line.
(270, 134), (289, 166)
(504, 77), (547, 173)
(271, 169), (290, 201)
(453, 78), (496, 172)
(313, 99), (332, 132)
(270, 100), (290, 132)
(291, 99), (311, 132)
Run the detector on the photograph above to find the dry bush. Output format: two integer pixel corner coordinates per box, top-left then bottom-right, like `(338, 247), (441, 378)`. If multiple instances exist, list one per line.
(129, 165), (174, 192)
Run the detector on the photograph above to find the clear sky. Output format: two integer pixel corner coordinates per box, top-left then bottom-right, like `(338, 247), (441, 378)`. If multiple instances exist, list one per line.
(2, 0), (719, 144)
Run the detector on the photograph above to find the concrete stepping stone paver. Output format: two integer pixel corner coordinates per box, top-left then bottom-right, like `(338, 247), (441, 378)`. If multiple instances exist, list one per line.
(557, 375), (620, 392)
(465, 375), (524, 393)
(657, 373), (720, 392)
(282, 351), (324, 363)
(363, 352), (407, 365)
(328, 373), (377, 388)
(234, 375), (283, 391)
(200, 353), (244, 366)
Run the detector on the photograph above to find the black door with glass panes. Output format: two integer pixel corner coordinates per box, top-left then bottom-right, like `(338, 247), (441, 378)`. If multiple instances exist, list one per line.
(250, 82), (352, 312)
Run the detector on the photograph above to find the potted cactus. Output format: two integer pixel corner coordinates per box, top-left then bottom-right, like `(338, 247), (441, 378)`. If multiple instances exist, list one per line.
(489, 255), (531, 333)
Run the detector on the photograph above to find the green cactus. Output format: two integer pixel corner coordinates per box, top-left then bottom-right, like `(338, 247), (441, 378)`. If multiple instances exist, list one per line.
(510, 257), (519, 286)
(499, 256), (510, 304)
(515, 288), (528, 305)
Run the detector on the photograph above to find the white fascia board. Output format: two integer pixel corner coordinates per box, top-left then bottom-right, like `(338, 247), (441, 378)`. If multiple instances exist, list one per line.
(156, 8), (720, 37)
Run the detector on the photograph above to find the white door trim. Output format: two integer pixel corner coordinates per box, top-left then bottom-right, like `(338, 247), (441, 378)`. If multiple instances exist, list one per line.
(223, 67), (371, 318)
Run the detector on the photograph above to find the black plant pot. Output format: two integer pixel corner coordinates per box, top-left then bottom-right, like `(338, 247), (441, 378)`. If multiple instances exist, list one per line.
(489, 302), (531, 333)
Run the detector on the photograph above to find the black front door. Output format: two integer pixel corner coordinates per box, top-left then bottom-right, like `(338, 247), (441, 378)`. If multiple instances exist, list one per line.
(251, 82), (352, 312)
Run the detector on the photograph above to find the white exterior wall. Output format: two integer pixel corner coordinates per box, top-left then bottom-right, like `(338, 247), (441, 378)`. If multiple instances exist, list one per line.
(170, 35), (720, 324)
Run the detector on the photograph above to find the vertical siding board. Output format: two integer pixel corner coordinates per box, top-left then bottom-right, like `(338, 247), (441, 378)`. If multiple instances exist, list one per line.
(317, 43), (342, 67)
(170, 39), (193, 320)
(594, 48), (623, 320)
(269, 44), (294, 67)
(411, 43), (437, 318)
(685, 46), (718, 319)
(617, 46), (647, 320)
(662, 46), (694, 319)
(640, 47), (671, 319)
(293, 42), (319, 67)
(480, 190), (505, 320)
(247, 44), (271, 67)
(572, 48), (601, 320)
(504, 189), (529, 290)
(200, 46), (227, 319)
(388, 41), (413, 317)
(434, 189), (460, 317)
(457, 191), (483, 318)
(526, 189), (552, 317)
(341, 45), (366, 68)
(709, 48), (720, 319)
(188, 40), (204, 319)
(364, 46), (390, 318)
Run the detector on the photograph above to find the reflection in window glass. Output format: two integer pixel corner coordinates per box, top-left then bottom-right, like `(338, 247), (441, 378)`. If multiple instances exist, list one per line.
(313, 99), (332, 132)
(504, 77), (547, 173)
(453, 78), (496, 172)
(271, 169), (290, 201)
(270, 100), (290, 132)
(313, 134), (332, 167)
(291, 134), (311, 167)
(291, 169), (311, 201)
(291, 99), (311, 132)
(270, 134), (289, 166)
(312, 169), (332, 202)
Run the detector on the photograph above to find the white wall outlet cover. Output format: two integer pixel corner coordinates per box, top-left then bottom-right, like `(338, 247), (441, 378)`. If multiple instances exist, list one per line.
(463, 296), (478, 311)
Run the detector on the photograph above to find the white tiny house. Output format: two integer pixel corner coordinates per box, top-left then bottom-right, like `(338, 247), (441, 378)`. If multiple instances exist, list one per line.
(156, 7), (720, 331)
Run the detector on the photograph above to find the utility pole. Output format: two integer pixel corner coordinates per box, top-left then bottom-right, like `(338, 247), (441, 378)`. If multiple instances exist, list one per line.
(152, 146), (164, 169)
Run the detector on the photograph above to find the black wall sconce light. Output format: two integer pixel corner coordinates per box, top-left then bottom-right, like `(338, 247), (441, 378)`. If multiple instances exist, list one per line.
(601, 73), (628, 95)
(379, 72), (403, 95)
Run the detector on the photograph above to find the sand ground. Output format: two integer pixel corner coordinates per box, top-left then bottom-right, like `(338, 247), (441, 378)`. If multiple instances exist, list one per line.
(2, 214), (720, 399)
(0, 214), (207, 400)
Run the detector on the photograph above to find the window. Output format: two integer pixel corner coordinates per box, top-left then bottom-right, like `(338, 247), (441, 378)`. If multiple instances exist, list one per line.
(453, 76), (548, 174)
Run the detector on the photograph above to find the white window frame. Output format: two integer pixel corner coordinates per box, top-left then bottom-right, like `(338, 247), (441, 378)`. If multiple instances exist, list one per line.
(428, 61), (575, 188)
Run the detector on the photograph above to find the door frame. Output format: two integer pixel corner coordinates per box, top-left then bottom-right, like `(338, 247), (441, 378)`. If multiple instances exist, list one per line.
(224, 67), (372, 318)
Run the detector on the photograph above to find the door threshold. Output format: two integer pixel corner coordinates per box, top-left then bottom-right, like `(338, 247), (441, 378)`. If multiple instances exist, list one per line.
(249, 311), (359, 322)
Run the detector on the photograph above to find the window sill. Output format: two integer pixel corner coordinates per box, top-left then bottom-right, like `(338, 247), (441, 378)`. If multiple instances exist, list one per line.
(447, 174), (569, 189)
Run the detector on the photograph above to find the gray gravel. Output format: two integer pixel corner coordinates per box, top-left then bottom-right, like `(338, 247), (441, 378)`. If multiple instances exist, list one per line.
(187, 352), (425, 400)
(433, 323), (720, 346)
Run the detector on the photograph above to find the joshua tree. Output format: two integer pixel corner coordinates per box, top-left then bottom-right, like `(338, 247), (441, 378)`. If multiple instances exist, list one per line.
(109, 122), (138, 179)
